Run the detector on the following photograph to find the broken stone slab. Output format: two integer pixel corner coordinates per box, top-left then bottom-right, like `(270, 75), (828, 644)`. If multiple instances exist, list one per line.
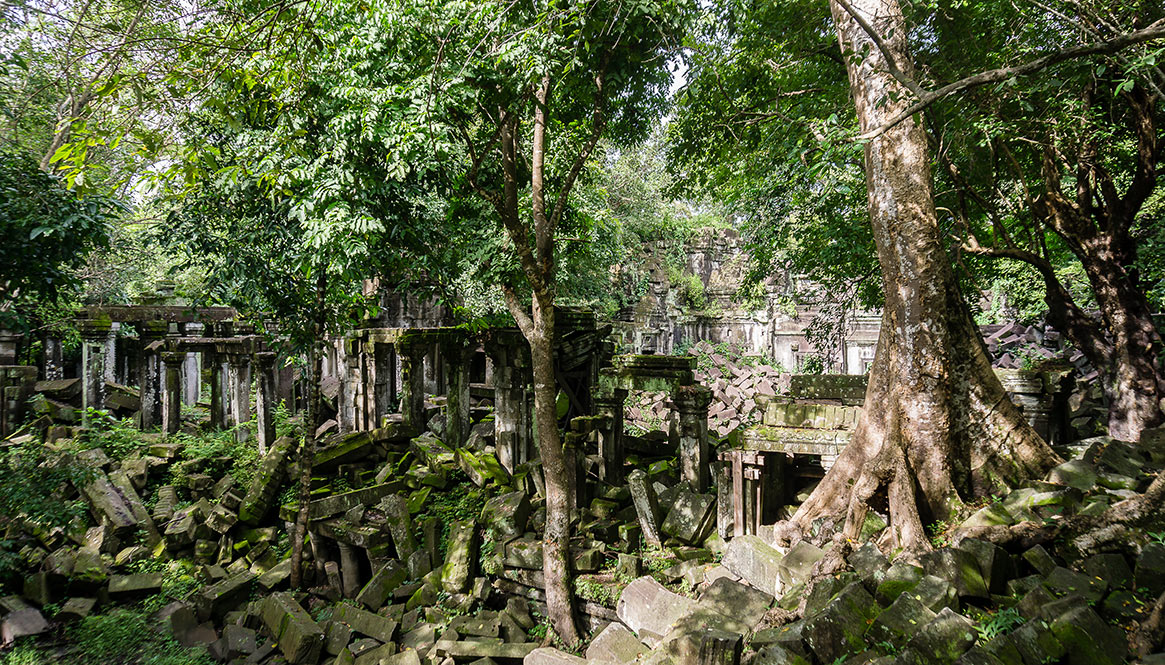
(1045, 460), (1098, 491)
(278, 481), (404, 523)
(696, 577), (773, 634)
(378, 494), (418, 560)
(108, 573), (164, 598)
(205, 503), (239, 534)
(356, 559), (408, 611)
(1043, 566), (1107, 603)
(616, 576), (699, 643)
(195, 571), (255, 621)
(57, 597), (96, 622)
(920, 548), (989, 600)
(956, 539), (1015, 596)
(108, 469), (161, 545)
(257, 558), (293, 591)
(238, 435), (296, 525)
(750, 645), (810, 665)
(660, 490), (715, 546)
(332, 602), (398, 643)
(450, 613), (501, 638)
(867, 591), (936, 648)
(315, 431), (376, 472)
(260, 592), (325, 665)
(874, 561), (925, 604)
(79, 470), (140, 533)
(1082, 553), (1132, 590)
(1022, 545), (1058, 577)
(1049, 604), (1127, 665)
(586, 622), (646, 664)
(1008, 619), (1065, 665)
(721, 535), (783, 597)
(960, 503), (1015, 529)
(847, 542), (890, 589)
(628, 469), (664, 548)
(504, 538), (544, 570)
(897, 607), (976, 665)
(1, 608), (48, 644)
(169, 603), (218, 648)
(1136, 542), (1165, 597)
(801, 581), (880, 664)
(481, 491), (532, 541)
(410, 434), (456, 468)
(442, 520), (478, 594)
(661, 627), (742, 665)
(433, 640), (539, 661)
(778, 541), (825, 588)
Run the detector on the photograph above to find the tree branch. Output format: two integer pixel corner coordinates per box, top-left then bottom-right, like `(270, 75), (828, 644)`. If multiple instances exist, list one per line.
(855, 20), (1165, 140)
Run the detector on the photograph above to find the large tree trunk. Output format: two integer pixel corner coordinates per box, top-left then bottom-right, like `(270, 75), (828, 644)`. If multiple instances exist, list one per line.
(1081, 243), (1165, 441)
(526, 295), (581, 644)
(790, 0), (1061, 553)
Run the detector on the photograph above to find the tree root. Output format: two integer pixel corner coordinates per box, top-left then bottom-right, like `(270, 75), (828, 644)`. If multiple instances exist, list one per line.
(951, 468), (1165, 557)
(1131, 590), (1165, 659)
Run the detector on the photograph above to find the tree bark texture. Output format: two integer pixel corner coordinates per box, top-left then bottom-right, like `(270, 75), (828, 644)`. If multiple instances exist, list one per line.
(791, 0), (1061, 553)
(290, 270), (327, 589)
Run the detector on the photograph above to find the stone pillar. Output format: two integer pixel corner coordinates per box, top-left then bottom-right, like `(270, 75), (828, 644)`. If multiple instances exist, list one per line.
(594, 388), (628, 486)
(442, 335), (471, 447)
(227, 351), (252, 442)
(78, 318), (112, 424)
(628, 469), (663, 548)
(562, 432), (586, 522)
(673, 384), (713, 493)
(0, 329), (19, 366)
(137, 320), (169, 430)
(42, 335), (64, 380)
(161, 351), (185, 434)
(337, 542), (362, 599)
(336, 337), (356, 432)
(398, 340), (426, 435)
(255, 352), (277, 455)
(1, 366), (37, 437)
(486, 336), (533, 474)
(715, 462), (733, 539)
(103, 324), (119, 384)
(182, 323), (203, 405)
(372, 342), (396, 429)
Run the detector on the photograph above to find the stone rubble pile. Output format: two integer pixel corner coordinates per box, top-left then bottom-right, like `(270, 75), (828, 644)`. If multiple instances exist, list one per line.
(625, 341), (784, 439)
(4, 368), (1164, 665)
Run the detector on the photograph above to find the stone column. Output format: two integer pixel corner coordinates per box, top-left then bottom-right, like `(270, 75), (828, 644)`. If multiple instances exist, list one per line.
(161, 351), (185, 434)
(78, 318), (112, 424)
(0, 329), (19, 366)
(2, 367), (37, 437)
(181, 323), (203, 405)
(42, 335), (63, 380)
(673, 384), (713, 492)
(562, 432), (586, 522)
(337, 337), (358, 432)
(594, 388), (628, 486)
(628, 469), (663, 548)
(372, 342), (396, 429)
(103, 324), (119, 384)
(255, 352), (277, 455)
(227, 351), (252, 442)
(137, 320), (169, 430)
(398, 340), (426, 435)
(217, 322), (236, 427)
(442, 334), (471, 447)
(486, 336), (533, 474)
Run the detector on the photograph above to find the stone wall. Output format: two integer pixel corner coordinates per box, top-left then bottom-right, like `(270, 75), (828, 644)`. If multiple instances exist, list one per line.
(609, 227), (880, 374)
